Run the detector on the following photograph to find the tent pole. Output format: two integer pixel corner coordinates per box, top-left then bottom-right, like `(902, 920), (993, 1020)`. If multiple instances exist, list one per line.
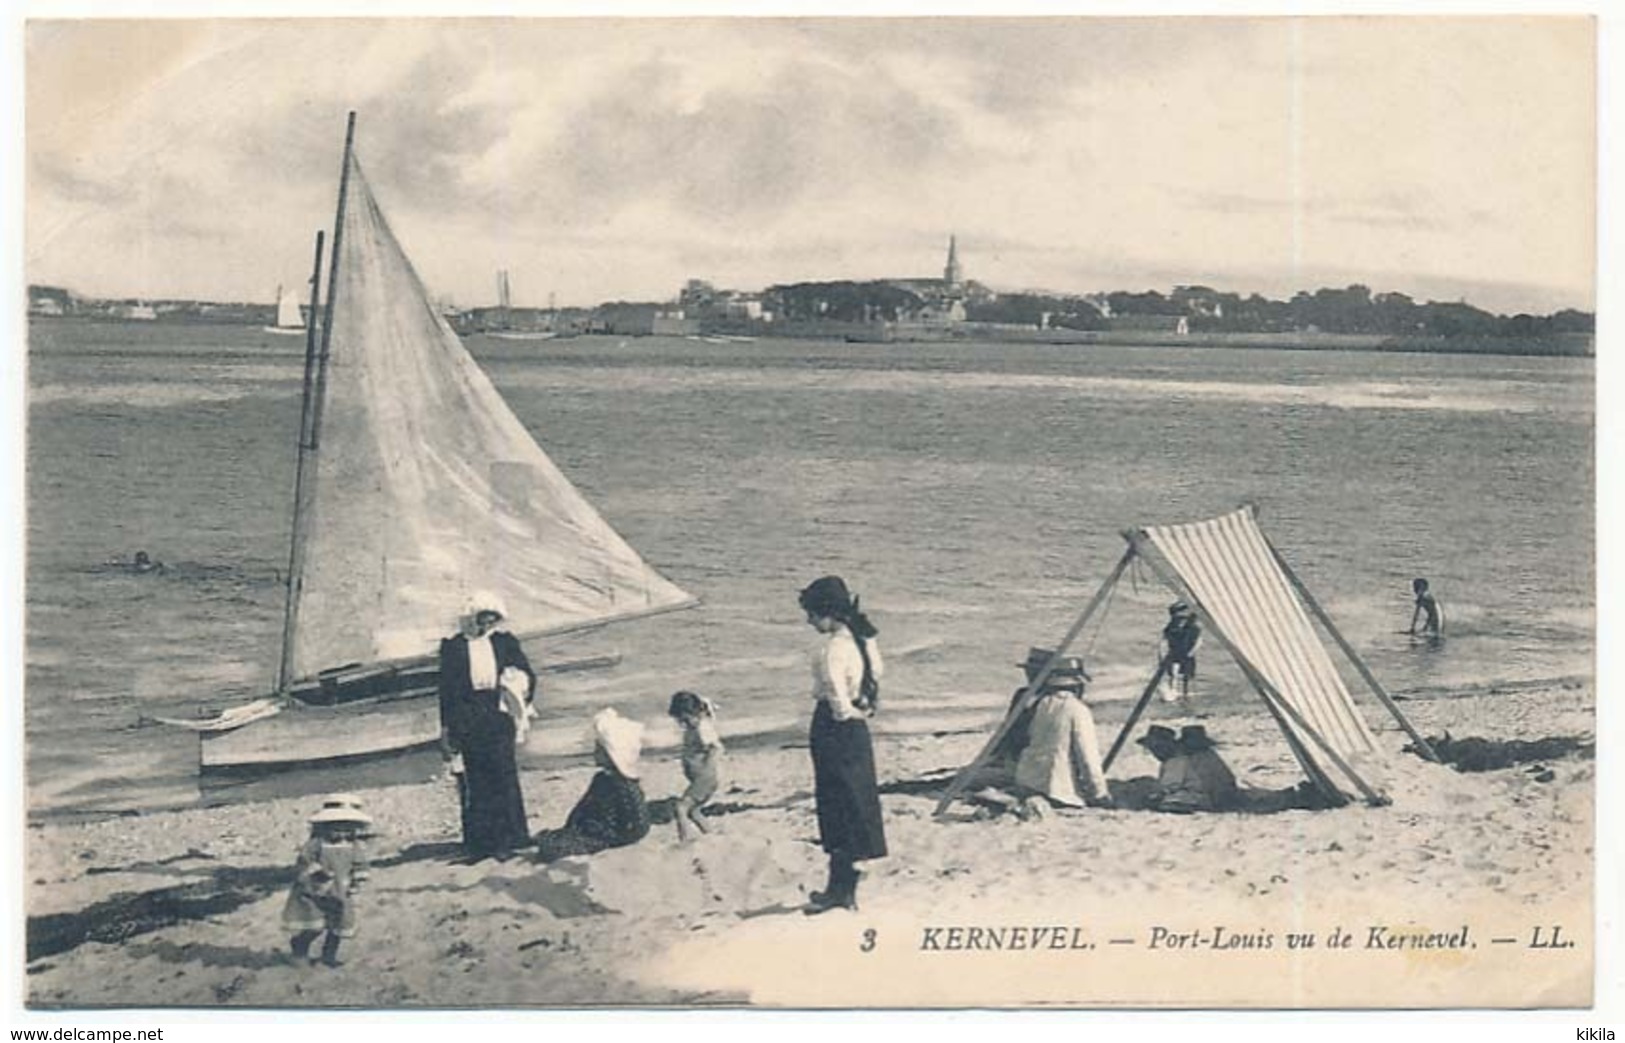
(1264, 539), (1440, 763)
(931, 543), (1137, 817)
(1128, 531), (1385, 806)
(1102, 652), (1174, 771)
(1247, 669), (1384, 805)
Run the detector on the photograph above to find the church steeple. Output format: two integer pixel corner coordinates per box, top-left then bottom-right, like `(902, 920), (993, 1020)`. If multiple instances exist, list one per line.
(944, 234), (962, 288)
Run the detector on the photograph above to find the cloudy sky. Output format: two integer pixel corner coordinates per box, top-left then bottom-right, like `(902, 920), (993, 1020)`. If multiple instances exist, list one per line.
(25, 16), (1595, 313)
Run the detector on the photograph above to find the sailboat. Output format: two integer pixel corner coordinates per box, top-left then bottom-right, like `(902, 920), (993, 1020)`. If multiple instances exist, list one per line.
(164, 114), (696, 773)
(262, 283), (306, 335)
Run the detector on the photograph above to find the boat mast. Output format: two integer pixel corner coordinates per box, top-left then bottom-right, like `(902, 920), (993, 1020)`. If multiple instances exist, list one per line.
(275, 232), (326, 693)
(275, 111), (358, 693)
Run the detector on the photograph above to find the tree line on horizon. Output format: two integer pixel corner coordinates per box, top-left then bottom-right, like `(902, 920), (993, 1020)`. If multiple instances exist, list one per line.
(31, 279), (1594, 343)
(761, 280), (1594, 339)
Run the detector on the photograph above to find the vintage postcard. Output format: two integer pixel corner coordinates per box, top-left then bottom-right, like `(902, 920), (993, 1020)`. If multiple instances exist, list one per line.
(15, 13), (1599, 1012)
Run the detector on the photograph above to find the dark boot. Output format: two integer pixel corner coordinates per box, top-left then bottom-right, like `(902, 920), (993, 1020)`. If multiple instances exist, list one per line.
(319, 932), (344, 968)
(805, 855), (858, 915)
(290, 931), (320, 963)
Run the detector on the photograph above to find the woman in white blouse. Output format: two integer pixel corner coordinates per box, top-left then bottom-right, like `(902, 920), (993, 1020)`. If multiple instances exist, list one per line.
(798, 575), (887, 914)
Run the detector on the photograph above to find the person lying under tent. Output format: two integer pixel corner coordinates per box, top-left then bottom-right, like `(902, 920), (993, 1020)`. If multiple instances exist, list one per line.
(1137, 724), (1240, 813)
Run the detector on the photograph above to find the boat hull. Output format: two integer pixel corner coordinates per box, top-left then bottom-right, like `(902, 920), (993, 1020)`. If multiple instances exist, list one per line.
(200, 694), (440, 773)
(191, 652), (621, 773)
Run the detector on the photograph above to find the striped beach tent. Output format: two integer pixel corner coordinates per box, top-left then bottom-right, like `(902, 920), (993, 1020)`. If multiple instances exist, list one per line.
(934, 505), (1436, 815)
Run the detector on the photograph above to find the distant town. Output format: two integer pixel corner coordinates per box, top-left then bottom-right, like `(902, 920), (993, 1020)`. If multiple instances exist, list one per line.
(28, 237), (1595, 356)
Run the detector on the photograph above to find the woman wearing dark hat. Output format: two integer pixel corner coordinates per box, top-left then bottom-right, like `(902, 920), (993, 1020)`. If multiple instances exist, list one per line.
(1138, 724), (1199, 813)
(1138, 724), (1238, 813)
(798, 575), (886, 914)
(438, 591), (536, 860)
(1179, 725), (1240, 811)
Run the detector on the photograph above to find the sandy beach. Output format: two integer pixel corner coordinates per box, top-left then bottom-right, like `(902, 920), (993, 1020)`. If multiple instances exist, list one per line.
(24, 677), (1594, 1009)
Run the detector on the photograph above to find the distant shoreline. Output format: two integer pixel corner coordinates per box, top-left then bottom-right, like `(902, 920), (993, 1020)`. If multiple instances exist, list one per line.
(25, 315), (1596, 359)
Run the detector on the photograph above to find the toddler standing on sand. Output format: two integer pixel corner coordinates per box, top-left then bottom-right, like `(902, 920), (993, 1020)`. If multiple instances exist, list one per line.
(668, 690), (724, 841)
(282, 794), (371, 968)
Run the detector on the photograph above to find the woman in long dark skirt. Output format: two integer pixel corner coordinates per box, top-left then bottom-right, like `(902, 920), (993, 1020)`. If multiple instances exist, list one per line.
(438, 593), (535, 860)
(798, 575), (887, 914)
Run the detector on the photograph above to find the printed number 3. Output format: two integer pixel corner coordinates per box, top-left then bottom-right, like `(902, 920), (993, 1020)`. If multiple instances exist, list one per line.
(860, 928), (877, 952)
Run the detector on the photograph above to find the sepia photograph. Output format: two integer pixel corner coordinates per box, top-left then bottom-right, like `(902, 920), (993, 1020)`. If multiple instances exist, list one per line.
(13, 10), (1604, 1014)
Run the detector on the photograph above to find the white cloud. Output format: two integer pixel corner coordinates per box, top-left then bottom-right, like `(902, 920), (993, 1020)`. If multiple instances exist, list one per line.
(25, 17), (1595, 312)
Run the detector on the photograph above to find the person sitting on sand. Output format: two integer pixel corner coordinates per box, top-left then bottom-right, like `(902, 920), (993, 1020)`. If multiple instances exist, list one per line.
(668, 690), (724, 841)
(534, 708), (652, 862)
(1408, 578), (1444, 639)
(1138, 725), (1239, 813)
(282, 795), (371, 968)
(962, 647), (1068, 799)
(1011, 654), (1113, 811)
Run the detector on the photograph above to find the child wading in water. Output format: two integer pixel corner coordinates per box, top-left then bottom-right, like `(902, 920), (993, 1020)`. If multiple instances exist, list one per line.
(668, 690), (724, 840)
(282, 794), (372, 967)
(1409, 577), (1445, 641)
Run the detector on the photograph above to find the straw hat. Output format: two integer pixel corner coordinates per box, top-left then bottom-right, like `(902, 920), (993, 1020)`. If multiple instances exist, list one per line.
(1017, 647), (1091, 686)
(309, 804), (372, 827)
(319, 793), (365, 811)
(591, 708), (644, 779)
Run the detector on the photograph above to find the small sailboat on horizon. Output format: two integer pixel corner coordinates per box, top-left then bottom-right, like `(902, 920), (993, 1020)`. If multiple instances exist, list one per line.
(262, 283), (306, 335)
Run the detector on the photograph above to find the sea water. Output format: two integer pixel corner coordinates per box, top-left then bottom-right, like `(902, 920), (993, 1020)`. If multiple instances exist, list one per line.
(24, 322), (1594, 816)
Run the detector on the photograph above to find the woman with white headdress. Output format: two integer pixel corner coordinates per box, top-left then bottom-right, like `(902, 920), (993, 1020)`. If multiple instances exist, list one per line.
(534, 708), (652, 862)
(438, 591), (536, 860)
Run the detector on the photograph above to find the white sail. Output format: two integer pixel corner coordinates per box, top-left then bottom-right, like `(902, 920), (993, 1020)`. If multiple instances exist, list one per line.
(275, 285), (304, 329)
(288, 152), (695, 680)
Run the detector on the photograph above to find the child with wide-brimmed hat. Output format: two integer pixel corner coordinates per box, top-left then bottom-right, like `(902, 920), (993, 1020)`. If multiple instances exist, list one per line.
(282, 794), (372, 967)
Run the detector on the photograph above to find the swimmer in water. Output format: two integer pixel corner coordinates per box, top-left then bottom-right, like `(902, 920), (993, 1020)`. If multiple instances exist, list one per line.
(1408, 577), (1443, 639)
(129, 550), (164, 574)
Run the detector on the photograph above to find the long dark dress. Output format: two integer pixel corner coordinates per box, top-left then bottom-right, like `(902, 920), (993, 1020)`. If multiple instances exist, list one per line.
(810, 701), (888, 861)
(534, 770), (650, 862)
(439, 631), (534, 857)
